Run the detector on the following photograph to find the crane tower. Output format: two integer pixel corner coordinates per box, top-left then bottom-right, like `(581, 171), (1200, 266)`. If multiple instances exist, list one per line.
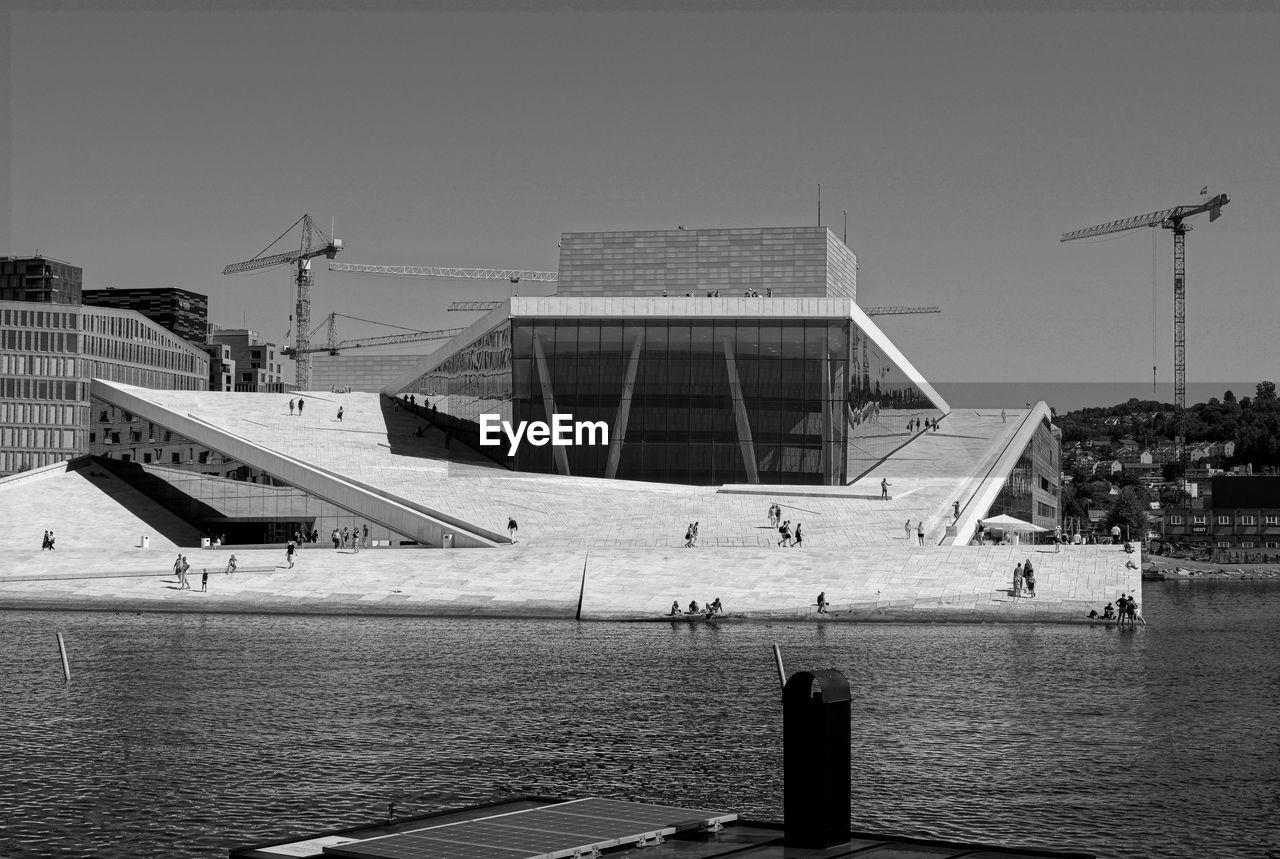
(1061, 192), (1228, 410)
(223, 214), (343, 389)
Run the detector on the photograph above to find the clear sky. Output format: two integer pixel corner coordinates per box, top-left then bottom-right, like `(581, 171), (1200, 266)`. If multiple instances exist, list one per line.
(3, 1), (1277, 410)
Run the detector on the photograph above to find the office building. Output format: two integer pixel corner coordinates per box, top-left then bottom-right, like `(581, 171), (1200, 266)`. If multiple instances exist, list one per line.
(209, 329), (285, 392)
(82, 286), (209, 344)
(0, 300), (209, 475)
(0, 255), (83, 304)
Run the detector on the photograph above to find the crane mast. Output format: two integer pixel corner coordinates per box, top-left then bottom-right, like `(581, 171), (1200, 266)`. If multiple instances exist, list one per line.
(223, 214), (343, 389)
(1061, 192), (1228, 411)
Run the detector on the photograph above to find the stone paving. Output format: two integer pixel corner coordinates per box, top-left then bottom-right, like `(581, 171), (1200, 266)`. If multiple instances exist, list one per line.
(0, 385), (1142, 622)
(86, 383), (1030, 550)
(0, 540), (1141, 623)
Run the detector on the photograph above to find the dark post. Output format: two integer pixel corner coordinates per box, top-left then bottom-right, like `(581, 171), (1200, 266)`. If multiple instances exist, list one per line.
(783, 669), (850, 848)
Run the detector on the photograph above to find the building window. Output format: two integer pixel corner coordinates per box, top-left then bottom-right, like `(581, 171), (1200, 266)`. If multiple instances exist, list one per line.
(1169, 515), (1183, 525)
(1240, 541), (1255, 548)
(1194, 515), (1207, 525)
(1216, 541), (1231, 548)
(1267, 542), (1279, 549)
(1240, 515), (1256, 525)
(88, 432), (96, 444)
(171, 452), (181, 464)
(143, 452), (152, 463)
(1217, 515), (1231, 525)
(1267, 515), (1278, 526)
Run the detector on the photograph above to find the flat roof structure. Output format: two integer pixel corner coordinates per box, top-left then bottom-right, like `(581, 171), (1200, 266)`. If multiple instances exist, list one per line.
(0, 383), (1140, 623)
(228, 796), (1096, 859)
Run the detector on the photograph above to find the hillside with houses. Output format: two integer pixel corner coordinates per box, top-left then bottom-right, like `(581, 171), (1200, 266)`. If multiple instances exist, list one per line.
(1055, 383), (1280, 555)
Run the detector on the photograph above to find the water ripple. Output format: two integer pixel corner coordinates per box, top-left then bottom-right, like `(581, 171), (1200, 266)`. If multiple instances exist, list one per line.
(0, 582), (1277, 858)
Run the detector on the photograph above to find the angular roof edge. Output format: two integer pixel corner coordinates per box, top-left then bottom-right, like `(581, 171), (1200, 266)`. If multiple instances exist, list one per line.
(848, 302), (949, 412)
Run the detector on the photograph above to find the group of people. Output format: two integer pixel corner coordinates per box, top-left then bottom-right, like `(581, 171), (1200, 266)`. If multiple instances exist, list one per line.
(1012, 558), (1037, 597)
(40, 530), (56, 550)
(669, 597), (724, 617)
(683, 521), (700, 547)
(171, 553), (238, 593)
(905, 519), (926, 545)
(907, 416), (940, 433)
(767, 504), (803, 547)
(286, 396), (344, 422)
(330, 525), (371, 551)
(171, 553), (204, 592)
(1091, 592), (1142, 626)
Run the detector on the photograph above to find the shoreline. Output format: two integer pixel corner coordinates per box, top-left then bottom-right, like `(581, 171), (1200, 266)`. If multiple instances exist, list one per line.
(1143, 554), (1280, 582)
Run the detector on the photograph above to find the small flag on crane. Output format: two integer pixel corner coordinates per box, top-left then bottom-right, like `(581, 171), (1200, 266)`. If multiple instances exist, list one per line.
(1200, 186), (1209, 195)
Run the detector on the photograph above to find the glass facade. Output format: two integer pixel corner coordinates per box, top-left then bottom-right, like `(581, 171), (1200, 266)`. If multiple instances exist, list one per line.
(400, 314), (943, 486)
(88, 397), (410, 546)
(987, 417), (1062, 531)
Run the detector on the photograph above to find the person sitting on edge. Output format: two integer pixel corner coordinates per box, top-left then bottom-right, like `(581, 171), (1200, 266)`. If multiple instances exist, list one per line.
(1102, 602), (1115, 620)
(709, 597), (723, 615)
(688, 600), (699, 614)
(817, 591), (828, 614)
(669, 600), (682, 616)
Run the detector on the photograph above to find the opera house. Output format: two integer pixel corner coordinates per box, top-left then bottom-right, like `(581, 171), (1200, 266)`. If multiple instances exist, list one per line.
(0, 228), (1136, 621)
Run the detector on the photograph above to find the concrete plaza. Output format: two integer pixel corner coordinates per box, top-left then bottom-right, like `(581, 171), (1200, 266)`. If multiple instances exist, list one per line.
(0, 387), (1141, 622)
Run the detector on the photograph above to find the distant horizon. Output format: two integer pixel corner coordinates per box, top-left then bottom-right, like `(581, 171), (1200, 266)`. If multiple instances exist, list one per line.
(934, 381), (1269, 413)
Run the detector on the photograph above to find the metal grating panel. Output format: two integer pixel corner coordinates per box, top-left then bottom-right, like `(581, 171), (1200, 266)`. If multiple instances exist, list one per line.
(323, 798), (735, 859)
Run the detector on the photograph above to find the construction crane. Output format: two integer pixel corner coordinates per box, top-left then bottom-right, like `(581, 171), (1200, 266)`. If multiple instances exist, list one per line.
(223, 214), (343, 389)
(443, 300), (943, 315)
(861, 305), (941, 317)
(329, 262), (557, 283)
(1061, 192), (1229, 410)
(282, 312), (464, 357)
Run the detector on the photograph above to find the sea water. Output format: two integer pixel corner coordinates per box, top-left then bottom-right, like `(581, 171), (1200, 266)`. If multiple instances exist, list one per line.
(0, 582), (1276, 859)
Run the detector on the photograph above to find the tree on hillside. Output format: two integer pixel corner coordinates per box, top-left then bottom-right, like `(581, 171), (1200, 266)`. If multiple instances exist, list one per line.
(1257, 380), (1277, 401)
(1108, 487), (1150, 542)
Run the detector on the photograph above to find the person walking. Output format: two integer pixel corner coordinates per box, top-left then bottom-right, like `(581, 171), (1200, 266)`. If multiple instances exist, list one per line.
(916, 521), (925, 546)
(362, 523), (370, 548)
(691, 521), (700, 547)
(953, 500), (960, 522)
(179, 555), (191, 590)
(793, 523), (803, 547)
(47, 530), (55, 550)
(905, 519), (912, 541)
(41, 530), (50, 550)
(288, 398), (295, 416)
(507, 518), (518, 542)
(684, 524), (694, 548)
(286, 539), (297, 568)
(1000, 408), (1007, 423)
(768, 504), (777, 528)
(201, 569), (209, 593)
(341, 526), (350, 549)
(778, 520), (792, 547)
(816, 591), (828, 614)
(881, 478), (891, 500)
(1013, 562), (1024, 597)
(1023, 559), (1035, 597)
(331, 528), (340, 549)
(297, 397), (304, 415)
(173, 553), (183, 587)
(337, 406), (344, 422)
